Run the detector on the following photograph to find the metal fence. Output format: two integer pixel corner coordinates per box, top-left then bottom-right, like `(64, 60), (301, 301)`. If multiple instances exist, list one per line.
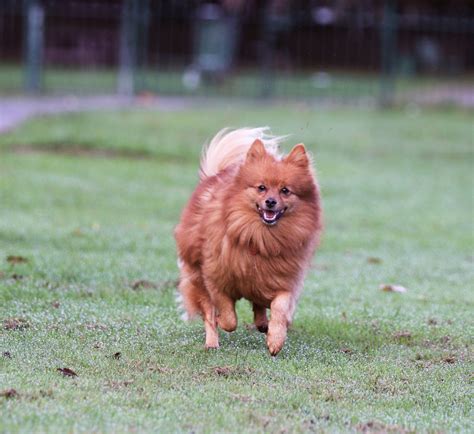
(1, 0), (473, 107)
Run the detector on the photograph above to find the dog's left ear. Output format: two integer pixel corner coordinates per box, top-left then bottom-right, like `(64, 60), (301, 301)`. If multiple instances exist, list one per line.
(285, 143), (309, 168)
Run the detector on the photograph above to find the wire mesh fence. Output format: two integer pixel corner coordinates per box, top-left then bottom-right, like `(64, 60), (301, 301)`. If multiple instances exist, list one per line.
(0, 0), (473, 106)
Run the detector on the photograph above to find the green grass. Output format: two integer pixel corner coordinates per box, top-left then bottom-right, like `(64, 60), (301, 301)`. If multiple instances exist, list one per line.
(1, 63), (472, 100)
(0, 106), (473, 433)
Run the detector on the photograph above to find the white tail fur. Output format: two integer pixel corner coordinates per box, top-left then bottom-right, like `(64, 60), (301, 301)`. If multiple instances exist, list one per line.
(199, 127), (285, 180)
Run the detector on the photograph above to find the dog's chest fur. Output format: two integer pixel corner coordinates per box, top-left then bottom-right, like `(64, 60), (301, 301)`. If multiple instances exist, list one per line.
(203, 233), (305, 306)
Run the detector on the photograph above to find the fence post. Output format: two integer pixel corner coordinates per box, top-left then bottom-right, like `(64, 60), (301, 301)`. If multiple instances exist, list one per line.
(260, 5), (276, 99)
(24, 0), (44, 93)
(379, 0), (398, 107)
(136, 0), (150, 91)
(118, 0), (139, 96)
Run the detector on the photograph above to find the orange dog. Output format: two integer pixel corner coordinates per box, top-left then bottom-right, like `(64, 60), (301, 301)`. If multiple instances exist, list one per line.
(175, 128), (322, 355)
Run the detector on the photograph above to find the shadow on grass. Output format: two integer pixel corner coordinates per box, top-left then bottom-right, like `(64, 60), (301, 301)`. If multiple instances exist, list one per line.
(7, 142), (196, 164)
(161, 314), (416, 365)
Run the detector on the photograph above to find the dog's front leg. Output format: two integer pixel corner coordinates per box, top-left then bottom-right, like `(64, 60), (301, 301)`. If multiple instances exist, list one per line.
(267, 292), (294, 356)
(212, 291), (238, 333)
(203, 304), (219, 349)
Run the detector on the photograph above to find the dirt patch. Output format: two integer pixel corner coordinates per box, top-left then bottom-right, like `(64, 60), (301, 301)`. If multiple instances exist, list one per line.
(188, 366), (256, 382)
(11, 144), (152, 160)
(229, 393), (255, 403)
(392, 330), (412, 340)
(57, 367), (78, 377)
(413, 348), (467, 368)
(0, 388), (53, 401)
(443, 355), (456, 364)
(212, 366), (255, 378)
(356, 420), (411, 433)
(11, 274), (25, 280)
(131, 279), (159, 290)
(131, 278), (178, 291)
(106, 380), (134, 390)
(6, 255), (28, 264)
(85, 322), (108, 331)
(1, 389), (18, 399)
(126, 360), (174, 374)
(3, 318), (29, 330)
(0, 272), (25, 281)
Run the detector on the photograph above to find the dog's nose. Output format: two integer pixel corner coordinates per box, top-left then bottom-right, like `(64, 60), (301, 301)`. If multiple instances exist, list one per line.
(265, 198), (277, 209)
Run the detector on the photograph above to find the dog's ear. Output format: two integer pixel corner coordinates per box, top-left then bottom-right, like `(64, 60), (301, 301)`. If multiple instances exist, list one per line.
(285, 143), (309, 168)
(246, 139), (266, 162)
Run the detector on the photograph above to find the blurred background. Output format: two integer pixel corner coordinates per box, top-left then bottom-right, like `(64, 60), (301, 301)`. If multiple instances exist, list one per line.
(1, 0), (473, 107)
(1, 5), (473, 432)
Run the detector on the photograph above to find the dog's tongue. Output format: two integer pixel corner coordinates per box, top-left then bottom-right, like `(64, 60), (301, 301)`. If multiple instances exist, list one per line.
(263, 210), (277, 220)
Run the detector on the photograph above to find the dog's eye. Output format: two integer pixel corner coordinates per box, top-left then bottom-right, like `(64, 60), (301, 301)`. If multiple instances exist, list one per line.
(280, 187), (290, 195)
(257, 185), (266, 192)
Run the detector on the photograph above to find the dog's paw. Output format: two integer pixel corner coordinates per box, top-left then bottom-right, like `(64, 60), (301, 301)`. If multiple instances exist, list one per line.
(205, 342), (219, 350)
(217, 314), (237, 333)
(257, 324), (268, 333)
(266, 333), (285, 356)
(267, 340), (284, 356)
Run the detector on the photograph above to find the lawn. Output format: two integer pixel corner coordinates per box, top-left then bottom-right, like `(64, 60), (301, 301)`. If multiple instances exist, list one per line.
(0, 105), (473, 433)
(1, 63), (472, 101)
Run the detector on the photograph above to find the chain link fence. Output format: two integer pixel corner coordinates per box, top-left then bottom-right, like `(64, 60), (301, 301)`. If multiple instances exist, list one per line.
(1, 0), (473, 107)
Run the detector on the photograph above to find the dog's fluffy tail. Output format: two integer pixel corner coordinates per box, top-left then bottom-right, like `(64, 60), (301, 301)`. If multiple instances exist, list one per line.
(199, 127), (284, 180)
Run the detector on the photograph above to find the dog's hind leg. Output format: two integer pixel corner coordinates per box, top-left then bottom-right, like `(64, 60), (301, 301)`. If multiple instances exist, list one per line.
(178, 263), (219, 348)
(252, 304), (268, 333)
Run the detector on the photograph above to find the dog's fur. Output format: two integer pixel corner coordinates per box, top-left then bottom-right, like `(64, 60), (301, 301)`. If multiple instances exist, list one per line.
(175, 127), (322, 355)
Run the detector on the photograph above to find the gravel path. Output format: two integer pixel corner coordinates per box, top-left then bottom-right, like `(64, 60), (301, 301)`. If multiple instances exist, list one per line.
(0, 95), (192, 133)
(399, 85), (474, 108)
(1, 89), (472, 135)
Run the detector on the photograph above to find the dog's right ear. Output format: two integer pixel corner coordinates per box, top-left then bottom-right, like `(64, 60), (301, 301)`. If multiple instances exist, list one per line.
(246, 139), (266, 162)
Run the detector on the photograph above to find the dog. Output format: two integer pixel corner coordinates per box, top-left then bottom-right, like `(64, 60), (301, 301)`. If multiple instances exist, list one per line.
(175, 127), (322, 355)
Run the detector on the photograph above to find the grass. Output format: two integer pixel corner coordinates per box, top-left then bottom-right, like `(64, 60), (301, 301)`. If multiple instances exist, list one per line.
(0, 105), (473, 433)
(1, 63), (472, 100)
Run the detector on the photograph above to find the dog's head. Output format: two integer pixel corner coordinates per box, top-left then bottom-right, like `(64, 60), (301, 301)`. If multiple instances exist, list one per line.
(230, 139), (318, 228)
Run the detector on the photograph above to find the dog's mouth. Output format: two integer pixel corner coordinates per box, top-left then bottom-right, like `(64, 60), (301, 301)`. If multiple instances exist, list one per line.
(256, 205), (287, 226)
